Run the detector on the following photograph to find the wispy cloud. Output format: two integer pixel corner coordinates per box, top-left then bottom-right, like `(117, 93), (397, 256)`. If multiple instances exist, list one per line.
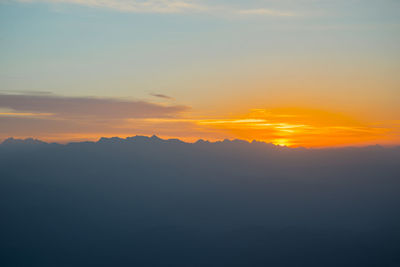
(238, 8), (295, 17)
(16, 0), (205, 13)
(14, 0), (296, 17)
(0, 89), (53, 95)
(150, 93), (174, 100)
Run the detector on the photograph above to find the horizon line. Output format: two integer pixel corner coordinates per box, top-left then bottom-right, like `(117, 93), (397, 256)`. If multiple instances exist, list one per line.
(1, 135), (397, 150)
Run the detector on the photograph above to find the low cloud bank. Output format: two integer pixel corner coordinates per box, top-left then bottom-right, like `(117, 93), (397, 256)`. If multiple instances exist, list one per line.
(1, 136), (400, 266)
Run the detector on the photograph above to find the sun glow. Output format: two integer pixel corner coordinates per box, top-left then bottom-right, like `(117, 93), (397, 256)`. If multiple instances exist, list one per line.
(272, 139), (292, 147)
(195, 108), (398, 148)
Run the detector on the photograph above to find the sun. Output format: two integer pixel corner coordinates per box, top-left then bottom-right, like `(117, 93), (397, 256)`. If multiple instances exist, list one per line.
(272, 138), (291, 147)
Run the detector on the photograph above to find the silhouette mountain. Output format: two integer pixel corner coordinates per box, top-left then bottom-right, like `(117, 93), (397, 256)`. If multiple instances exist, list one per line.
(1, 136), (400, 266)
(1, 137), (48, 146)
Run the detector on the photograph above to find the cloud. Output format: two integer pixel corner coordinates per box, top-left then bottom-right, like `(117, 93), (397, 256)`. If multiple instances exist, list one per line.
(13, 0), (296, 17)
(0, 93), (198, 142)
(150, 93), (174, 100)
(0, 93), (188, 119)
(1, 133), (400, 266)
(16, 0), (205, 13)
(0, 90), (53, 95)
(238, 8), (295, 17)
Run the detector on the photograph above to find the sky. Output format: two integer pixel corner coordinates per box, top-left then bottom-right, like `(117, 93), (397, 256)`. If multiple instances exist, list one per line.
(1, 0), (400, 147)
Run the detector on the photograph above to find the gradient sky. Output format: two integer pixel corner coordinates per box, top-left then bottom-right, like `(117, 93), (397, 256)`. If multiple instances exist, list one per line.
(1, 0), (400, 147)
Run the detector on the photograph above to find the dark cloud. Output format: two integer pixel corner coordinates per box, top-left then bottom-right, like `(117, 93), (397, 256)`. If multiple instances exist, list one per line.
(0, 94), (187, 119)
(150, 93), (174, 100)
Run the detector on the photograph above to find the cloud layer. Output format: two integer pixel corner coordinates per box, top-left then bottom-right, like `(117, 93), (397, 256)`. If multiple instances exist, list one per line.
(1, 136), (400, 266)
(0, 94), (187, 119)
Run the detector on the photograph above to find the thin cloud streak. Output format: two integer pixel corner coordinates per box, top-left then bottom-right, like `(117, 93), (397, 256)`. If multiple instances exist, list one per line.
(16, 0), (204, 13)
(238, 8), (295, 17)
(14, 0), (297, 17)
(150, 93), (174, 100)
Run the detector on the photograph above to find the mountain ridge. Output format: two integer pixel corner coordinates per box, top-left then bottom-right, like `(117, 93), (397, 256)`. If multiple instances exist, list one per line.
(0, 135), (393, 150)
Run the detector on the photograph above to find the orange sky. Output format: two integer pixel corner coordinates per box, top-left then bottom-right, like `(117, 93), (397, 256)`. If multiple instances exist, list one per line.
(2, 105), (398, 148)
(193, 108), (399, 147)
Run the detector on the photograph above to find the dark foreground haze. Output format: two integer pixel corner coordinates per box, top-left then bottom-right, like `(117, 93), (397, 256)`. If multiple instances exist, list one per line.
(1, 136), (400, 266)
